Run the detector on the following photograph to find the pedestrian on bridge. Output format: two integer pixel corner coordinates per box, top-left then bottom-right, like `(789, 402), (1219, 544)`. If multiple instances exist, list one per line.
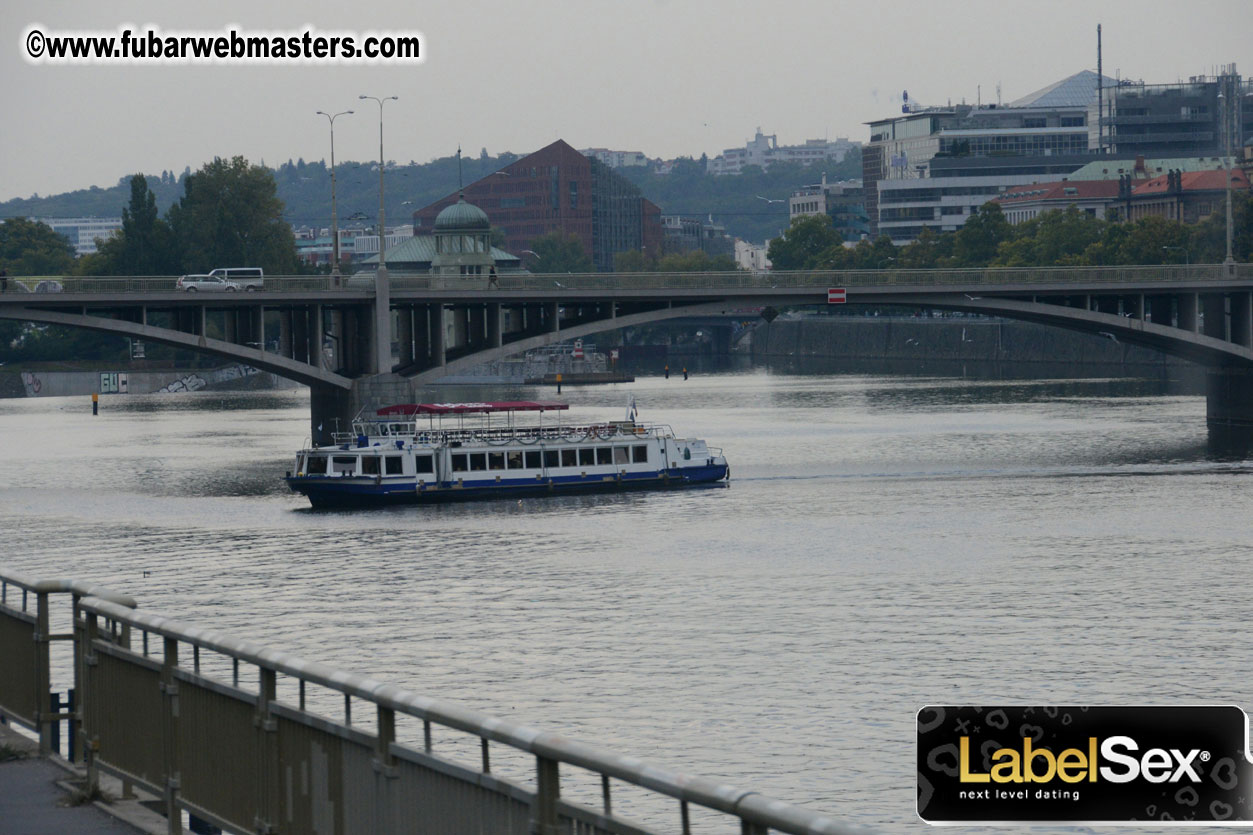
(488, 266), (500, 289)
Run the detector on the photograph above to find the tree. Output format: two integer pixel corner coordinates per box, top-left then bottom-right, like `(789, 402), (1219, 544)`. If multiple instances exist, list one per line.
(0, 217), (76, 276)
(613, 249), (657, 272)
(526, 231), (594, 273)
(993, 207), (1107, 267)
(655, 250), (739, 272)
(167, 156), (297, 274)
(767, 214), (841, 270)
(84, 175), (176, 275)
(952, 202), (1011, 267)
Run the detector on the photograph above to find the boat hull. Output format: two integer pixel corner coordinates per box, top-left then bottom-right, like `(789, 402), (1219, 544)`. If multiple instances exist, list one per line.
(286, 465), (729, 509)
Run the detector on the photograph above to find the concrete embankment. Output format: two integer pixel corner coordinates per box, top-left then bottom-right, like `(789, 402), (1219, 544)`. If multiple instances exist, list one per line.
(0, 363), (303, 398)
(749, 315), (1201, 381)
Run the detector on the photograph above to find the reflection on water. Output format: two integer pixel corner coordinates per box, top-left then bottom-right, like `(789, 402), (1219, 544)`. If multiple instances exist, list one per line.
(1, 370), (1251, 832)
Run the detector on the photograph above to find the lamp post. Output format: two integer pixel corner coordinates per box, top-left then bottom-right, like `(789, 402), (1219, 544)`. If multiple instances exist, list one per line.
(359, 94), (398, 375)
(316, 109), (353, 281)
(359, 95), (398, 272)
(1217, 85), (1235, 275)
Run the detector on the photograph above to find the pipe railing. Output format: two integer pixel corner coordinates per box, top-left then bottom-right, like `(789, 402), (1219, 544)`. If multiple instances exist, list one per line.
(0, 572), (136, 754)
(1, 569), (871, 835)
(1, 263), (1248, 296)
(76, 594), (870, 835)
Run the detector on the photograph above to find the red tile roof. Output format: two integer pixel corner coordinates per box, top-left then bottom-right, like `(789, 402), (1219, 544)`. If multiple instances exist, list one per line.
(996, 180), (1120, 204)
(1132, 167), (1250, 195)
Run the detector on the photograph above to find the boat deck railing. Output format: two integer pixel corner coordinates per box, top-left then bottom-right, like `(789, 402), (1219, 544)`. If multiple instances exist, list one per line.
(328, 421), (673, 449)
(0, 569), (869, 835)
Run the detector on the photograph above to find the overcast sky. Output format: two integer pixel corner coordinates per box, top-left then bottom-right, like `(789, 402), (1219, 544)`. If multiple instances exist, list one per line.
(1, 0), (1249, 204)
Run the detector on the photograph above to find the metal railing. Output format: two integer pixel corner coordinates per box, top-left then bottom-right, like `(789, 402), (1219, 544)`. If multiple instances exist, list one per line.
(0, 569), (870, 835)
(2, 263), (1249, 297)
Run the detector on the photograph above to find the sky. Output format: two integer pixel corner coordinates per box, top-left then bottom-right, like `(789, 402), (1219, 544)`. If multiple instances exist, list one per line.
(1, 0), (1250, 204)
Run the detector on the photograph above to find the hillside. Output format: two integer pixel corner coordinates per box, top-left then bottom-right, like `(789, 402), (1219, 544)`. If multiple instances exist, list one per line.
(0, 150), (862, 247)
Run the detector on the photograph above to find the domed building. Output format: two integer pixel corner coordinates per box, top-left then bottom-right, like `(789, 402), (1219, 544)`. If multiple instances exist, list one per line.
(430, 195), (494, 277)
(357, 193), (523, 275)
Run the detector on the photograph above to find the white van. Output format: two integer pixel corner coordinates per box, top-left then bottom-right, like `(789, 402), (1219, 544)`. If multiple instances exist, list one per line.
(208, 268), (264, 291)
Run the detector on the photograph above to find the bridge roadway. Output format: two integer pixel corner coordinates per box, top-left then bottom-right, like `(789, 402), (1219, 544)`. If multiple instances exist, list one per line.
(2, 263), (1252, 437)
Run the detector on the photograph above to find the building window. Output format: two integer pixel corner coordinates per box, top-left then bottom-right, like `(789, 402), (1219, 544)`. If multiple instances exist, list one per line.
(570, 181), (578, 209)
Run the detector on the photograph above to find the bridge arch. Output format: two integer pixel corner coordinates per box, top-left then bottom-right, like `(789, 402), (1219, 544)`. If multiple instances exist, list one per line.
(0, 306), (352, 389)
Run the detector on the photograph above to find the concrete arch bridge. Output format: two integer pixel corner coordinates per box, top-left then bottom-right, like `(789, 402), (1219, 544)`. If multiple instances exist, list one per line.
(1, 264), (1250, 440)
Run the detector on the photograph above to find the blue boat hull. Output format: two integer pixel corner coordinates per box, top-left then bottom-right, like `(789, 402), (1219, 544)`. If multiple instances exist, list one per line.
(286, 465), (729, 509)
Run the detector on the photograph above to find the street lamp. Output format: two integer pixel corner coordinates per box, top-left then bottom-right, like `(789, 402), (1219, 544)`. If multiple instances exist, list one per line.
(359, 95), (398, 272)
(1217, 85), (1235, 274)
(316, 109), (353, 280)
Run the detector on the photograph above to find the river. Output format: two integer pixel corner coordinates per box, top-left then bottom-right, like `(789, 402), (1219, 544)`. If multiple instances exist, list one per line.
(2, 365), (1250, 832)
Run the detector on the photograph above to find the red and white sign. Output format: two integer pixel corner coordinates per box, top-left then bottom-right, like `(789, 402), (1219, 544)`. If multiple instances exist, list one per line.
(827, 287), (847, 304)
(572, 339), (584, 359)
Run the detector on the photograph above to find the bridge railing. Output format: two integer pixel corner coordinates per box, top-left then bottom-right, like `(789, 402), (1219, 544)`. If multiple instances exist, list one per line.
(3, 263), (1246, 296)
(0, 568), (869, 835)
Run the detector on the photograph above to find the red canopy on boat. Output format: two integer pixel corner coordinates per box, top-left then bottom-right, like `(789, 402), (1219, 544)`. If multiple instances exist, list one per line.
(377, 402), (570, 416)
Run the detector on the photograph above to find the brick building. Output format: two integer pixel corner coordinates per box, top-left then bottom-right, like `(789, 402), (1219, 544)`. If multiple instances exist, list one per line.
(412, 140), (662, 272)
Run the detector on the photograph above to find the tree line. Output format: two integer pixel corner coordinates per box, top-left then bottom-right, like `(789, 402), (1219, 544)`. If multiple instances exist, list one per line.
(768, 196), (1253, 271)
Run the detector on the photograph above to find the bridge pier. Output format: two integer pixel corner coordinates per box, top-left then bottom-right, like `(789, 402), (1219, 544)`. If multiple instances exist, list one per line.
(1207, 369), (1253, 428)
(1178, 293), (1198, 333)
(1232, 292), (1253, 348)
(310, 385), (352, 446)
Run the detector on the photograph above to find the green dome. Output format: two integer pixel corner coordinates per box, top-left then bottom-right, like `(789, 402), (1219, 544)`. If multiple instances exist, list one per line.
(435, 195), (490, 231)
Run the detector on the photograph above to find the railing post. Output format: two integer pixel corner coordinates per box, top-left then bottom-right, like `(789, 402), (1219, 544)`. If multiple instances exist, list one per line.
(34, 591), (52, 755)
(533, 755), (560, 835)
(256, 666), (278, 835)
(161, 637), (181, 835)
(740, 820), (769, 835)
(375, 705), (397, 834)
(83, 611), (99, 793)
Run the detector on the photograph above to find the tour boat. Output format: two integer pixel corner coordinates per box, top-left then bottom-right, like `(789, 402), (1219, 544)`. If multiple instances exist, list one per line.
(285, 400), (729, 508)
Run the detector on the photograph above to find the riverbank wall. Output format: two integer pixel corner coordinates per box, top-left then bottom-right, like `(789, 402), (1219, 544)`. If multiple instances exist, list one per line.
(748, 315), (1202, 381)
(0, 363), (303, 398)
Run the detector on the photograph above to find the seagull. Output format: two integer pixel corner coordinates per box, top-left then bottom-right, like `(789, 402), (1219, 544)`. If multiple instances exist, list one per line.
(553, 280), (565, 288)
(1098, 331), (1119, 343)
(756, 195), (785, 204)
(964, 294), (982, 300)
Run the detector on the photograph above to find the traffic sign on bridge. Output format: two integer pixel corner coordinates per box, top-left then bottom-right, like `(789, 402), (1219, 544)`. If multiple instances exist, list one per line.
(827, 287), (847, 304)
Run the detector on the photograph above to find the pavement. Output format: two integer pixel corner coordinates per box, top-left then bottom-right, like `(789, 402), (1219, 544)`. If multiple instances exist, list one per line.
(0, 722), (170, 835)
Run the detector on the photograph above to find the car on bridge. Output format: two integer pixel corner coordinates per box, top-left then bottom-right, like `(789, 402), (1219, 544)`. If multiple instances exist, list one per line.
(176, 274), (241, 292)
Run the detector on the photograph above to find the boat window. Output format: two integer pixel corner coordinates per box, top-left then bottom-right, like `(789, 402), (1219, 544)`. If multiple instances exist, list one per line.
(596, 447), (613, 465)
(332, 455), (357, 474)
(488, 452), (505, 470)
(470, 453), (487, 471)
(305, 455), (328, 474)
(507, 451), (524, 469)
(578, 448), (595, 466)
(361, 456), (380, 475)
(415, 455), (434, 474)
(614, 447), (629, 465)
(683, 447), (691, 460)
(451, 453), (468, 471)
(561, 449), (577, 467)
(385, 456), (404, 475)
(632, 445), (648, 463)
(544, 450), (559, 468)
(525, 450), (542, 469)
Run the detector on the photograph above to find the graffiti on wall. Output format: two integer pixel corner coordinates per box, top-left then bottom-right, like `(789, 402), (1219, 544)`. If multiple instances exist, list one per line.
(20, 371), (42, 396)
(100, 372), (129, 394)
(157, 364), (258, 394)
